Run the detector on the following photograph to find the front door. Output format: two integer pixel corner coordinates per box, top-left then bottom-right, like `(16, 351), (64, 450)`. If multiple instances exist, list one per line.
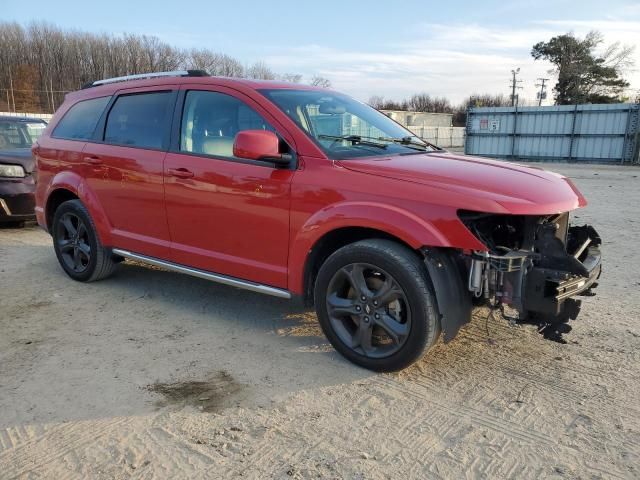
(163, 88), (295, 288)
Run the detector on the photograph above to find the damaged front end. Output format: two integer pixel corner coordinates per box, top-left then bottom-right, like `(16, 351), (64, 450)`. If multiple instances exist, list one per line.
(459, 210), (602, 342)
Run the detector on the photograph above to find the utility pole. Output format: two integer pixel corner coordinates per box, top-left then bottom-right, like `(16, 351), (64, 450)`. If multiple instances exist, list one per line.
(8, 65), (16, 113)
(510, 68), (523, 106)
(536, 78), (549, 106)
(49, 78), (55, 113)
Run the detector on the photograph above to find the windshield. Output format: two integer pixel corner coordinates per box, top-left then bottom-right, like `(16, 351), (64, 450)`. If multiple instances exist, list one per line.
(259, 89), (437, 159)
(0, 120), (47, 150)
(24, 122), (47, 143)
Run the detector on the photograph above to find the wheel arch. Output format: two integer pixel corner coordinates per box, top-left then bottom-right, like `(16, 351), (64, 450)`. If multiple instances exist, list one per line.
(44, 173), (112, 244)
(300, 226), (421, 307)
(45, 188), (79, 232)
(290, 201), (453, 301)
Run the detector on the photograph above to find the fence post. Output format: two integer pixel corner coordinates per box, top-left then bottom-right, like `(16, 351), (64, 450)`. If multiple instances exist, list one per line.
(510, 105), (518, 159)
(464, 107), (471, 154)
(568, 104), (578, 162)
(621, 104), (640, 164)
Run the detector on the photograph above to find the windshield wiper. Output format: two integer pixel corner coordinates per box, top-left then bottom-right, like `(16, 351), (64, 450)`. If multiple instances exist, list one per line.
(379, 136), (442, 152)
(318, 134), (388, 149)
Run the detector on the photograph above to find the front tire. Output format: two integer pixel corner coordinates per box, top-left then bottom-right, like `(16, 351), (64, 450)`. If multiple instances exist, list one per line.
(314, 239), (441, 372)
(52, 199), (117, 282)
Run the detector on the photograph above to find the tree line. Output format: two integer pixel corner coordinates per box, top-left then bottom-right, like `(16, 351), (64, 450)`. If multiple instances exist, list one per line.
(368, 93), (512, 126)
(0, 21), (331, 113)
(1, 22), (635, 121)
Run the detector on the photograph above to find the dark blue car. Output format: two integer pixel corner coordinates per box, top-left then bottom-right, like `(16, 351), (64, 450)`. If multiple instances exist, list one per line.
(0, 116), (47, 226)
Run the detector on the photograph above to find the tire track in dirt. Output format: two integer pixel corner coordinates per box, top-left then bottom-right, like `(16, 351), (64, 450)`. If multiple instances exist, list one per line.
(0, 422), (73, 455)
(0, 417), (128, 479)
(375, 375), (551, 444)
(422, 323), (640, 425)
(372, 375), (630, 479)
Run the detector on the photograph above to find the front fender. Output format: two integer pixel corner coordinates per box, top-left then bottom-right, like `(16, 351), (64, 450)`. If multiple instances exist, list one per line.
(288, 201), (462, 295)
(45, 171), (113, 245)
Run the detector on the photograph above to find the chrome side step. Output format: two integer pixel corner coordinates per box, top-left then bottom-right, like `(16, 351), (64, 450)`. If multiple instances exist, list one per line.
(111, 248), (291, 299)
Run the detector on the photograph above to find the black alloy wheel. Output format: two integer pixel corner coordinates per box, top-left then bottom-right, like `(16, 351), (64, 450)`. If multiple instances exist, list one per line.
(326, 263), (411, 358)
(314, 239), (441, 372)
(56, 212), (92, 273)
(52, 199), (117, 282)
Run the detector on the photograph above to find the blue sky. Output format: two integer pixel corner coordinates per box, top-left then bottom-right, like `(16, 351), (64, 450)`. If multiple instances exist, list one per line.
(4, 0), (639, 103)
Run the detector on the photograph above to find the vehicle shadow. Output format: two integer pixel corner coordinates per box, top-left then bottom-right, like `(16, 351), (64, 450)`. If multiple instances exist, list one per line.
(0, 239), (376, 428)
(1, 231), (568, 431)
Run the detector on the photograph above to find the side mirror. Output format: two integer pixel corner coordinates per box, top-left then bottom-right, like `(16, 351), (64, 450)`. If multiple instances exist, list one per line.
(233, 130), (290, 165)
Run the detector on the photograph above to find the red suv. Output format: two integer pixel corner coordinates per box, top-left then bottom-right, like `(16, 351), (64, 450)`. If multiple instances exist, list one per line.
(34, 71), (601, 371)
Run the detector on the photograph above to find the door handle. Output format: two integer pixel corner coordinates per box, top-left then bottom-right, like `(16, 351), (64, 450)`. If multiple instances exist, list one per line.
(168, 167), (194, 179)
(84, 155), (102, 165)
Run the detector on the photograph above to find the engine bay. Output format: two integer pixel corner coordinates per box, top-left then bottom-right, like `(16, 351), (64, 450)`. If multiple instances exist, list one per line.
(458, 210), (602, 342)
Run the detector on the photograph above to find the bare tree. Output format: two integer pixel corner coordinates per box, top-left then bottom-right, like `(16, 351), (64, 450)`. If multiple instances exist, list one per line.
(246, 61), (276, 80)
(279, 73), (302, 83)
(187, 49), (244, 77)
(366, 96), (407, 111)
(216, 55), (244, 77)
(367, 91), (511, 126)
(0, 21), (300, 112)
(463, 93), (511, 108)
(367, 95), (385, 110)
(310, 75), (331, 88)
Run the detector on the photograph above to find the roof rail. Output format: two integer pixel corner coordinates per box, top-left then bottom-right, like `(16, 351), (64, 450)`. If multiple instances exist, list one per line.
(83, 70), (209, 88)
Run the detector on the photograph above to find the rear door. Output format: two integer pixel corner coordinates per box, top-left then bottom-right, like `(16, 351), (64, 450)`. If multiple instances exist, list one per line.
(83, 86), (177, 258)
(36, 96), (112, 227)
(163, 86), (296, 288)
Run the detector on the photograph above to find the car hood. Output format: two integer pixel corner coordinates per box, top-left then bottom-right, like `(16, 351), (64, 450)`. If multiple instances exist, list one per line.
(337, 151), (586, 215)
(0, 148), (35, 173)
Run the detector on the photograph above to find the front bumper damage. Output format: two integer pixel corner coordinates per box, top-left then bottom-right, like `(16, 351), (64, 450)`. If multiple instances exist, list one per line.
(461, 212), (602, 342)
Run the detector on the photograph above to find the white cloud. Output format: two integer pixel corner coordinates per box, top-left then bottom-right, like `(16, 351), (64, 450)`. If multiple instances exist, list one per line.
(264, 19), (640, 104)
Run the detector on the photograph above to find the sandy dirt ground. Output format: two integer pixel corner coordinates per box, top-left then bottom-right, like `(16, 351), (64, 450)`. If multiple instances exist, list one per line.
(0, 163), (639, 479)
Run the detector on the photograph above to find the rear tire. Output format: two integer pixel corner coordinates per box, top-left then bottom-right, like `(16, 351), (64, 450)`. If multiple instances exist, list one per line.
(52, 199), (117, 282)
(314, 239), (441, 372)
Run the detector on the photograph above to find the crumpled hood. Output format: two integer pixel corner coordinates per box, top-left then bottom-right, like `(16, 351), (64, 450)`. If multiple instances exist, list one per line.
(337, 151), (586, 215)
(0, 148), (35, 174)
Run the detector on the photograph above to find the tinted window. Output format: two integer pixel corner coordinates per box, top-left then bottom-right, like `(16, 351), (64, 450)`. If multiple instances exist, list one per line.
(52, 96), (110, 140)
(181, 90), (275, 158)
(104, 92), (173, 149)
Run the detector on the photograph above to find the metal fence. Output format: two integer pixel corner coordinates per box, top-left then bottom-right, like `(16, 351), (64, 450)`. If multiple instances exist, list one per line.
(407, 126), (465, 148)
(465, 103), (640, 164)
(0, 111), (53, 122)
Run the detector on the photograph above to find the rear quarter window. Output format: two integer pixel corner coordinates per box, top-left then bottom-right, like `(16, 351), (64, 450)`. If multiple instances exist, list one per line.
(52, 96), (111, 140)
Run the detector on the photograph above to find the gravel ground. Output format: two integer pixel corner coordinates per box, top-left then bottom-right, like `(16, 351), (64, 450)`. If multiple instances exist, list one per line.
(0, 163), (638, 479)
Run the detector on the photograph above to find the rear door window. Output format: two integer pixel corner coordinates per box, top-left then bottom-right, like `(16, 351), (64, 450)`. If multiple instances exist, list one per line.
(104, 92), (174, 150)
(52, 96), (110, 140)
